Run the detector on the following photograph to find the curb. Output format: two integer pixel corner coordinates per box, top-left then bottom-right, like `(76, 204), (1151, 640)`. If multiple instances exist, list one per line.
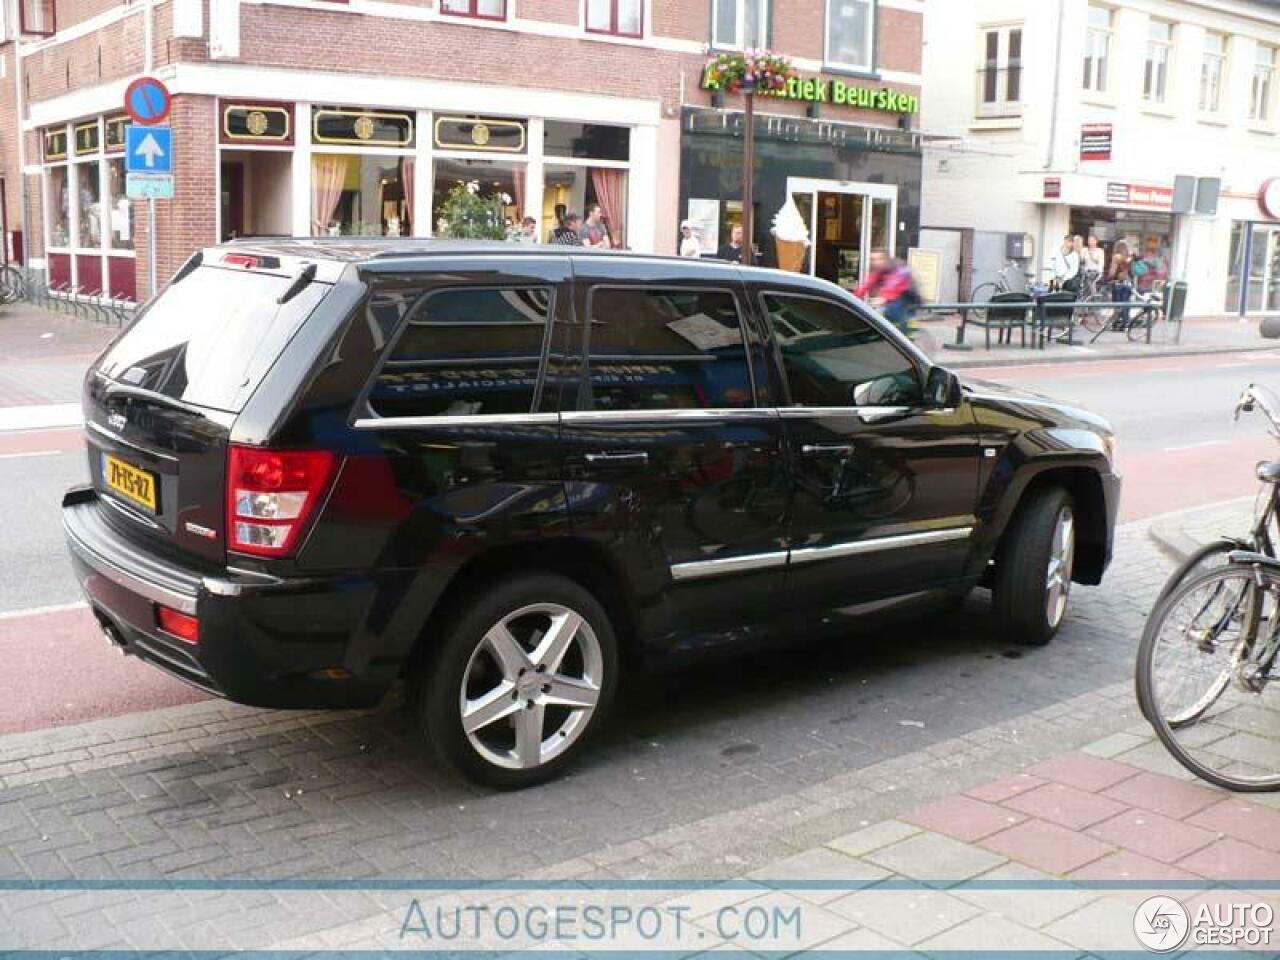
(1145, 495), (1254, 564)
(933, 341), (1271, 370)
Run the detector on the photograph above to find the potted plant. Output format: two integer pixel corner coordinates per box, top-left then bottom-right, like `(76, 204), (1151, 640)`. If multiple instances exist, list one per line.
(436, 181), (511, 240)
(703, 49), (797, 95)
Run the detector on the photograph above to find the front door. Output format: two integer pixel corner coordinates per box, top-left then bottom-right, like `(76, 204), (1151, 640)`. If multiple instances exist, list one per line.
(220, 162), (245, 241)
(559, 258), (790, 640)
(756, 288), (982, 611)
(785, 178), (897, 292)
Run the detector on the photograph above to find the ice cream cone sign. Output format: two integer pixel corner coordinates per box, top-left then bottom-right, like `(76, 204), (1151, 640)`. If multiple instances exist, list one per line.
(772, 196), (811, 273)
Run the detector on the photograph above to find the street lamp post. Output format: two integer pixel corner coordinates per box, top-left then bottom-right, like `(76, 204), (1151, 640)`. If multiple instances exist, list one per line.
(741, 74), (756, 267)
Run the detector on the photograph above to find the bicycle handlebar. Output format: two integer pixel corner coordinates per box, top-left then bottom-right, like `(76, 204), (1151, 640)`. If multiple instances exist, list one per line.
(1236, 382), (1280, 434)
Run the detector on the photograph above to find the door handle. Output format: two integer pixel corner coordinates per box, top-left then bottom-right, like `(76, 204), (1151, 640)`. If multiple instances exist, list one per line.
(801, 443), (856, 456)
(583, 451), (649, 467)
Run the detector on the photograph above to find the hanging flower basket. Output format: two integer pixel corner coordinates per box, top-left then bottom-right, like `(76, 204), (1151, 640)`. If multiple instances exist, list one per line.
(704, 49), (797, 95)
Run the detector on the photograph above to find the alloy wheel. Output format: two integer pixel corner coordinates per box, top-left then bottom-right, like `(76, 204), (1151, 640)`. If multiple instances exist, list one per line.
(1045, 505), (1075, 629)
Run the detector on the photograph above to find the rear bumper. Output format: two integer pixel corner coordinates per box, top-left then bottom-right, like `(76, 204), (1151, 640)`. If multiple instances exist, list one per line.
(62, 486), (390, 709)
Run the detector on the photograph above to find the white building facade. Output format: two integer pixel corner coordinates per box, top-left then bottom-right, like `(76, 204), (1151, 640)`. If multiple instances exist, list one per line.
(922, 0), (1280, 317)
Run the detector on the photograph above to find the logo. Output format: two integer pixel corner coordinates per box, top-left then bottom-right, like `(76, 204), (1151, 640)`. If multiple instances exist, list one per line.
(246, 110), (269, 136)
(471, 123), (490, 147)
(1134, 896), (1190, 953)
(353, 115), (375, 141)
(107, 412), (127, 431)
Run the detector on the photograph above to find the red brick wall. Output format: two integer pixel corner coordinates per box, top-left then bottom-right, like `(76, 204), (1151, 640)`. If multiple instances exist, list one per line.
(522, 0), (578, 26)
(53, 0), (124, 33)
(880, 6), (923, 74)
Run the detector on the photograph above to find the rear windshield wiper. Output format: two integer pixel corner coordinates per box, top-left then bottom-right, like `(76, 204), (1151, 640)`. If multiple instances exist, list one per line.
(277, 263), (317, 304)
(102, 381), (208, 418)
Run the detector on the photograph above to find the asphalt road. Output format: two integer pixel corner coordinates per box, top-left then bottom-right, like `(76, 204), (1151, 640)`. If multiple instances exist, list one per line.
(2, 347), (1278, 733)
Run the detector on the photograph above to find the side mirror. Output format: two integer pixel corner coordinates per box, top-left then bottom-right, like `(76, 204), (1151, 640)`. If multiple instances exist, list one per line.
(925, 366), (962, 408)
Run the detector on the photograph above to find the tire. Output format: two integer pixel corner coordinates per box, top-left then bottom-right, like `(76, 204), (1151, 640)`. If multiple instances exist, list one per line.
(1136, 564), (1280, 791)
(1126, 306), (1156, 342)
(991, 487), (1076, 646)
(969, 282), (998, 323)
(420, 573), (618, 789)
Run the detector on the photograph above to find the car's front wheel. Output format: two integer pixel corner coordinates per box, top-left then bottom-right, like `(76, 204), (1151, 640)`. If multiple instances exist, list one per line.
(421, 573), (618, 789)
(992, 487), (1076, 646)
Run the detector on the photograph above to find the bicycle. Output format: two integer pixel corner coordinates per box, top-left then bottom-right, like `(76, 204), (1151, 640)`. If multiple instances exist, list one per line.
(1137, 383), (1280, 790)
(1077, 271), (1108, 333)
(969, 261), (1030, 323)
(0, 264), (26, 304)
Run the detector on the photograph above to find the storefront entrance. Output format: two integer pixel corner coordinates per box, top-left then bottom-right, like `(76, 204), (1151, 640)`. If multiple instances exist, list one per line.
(786, 177), (896, 290)
(219, 151), (292, 241)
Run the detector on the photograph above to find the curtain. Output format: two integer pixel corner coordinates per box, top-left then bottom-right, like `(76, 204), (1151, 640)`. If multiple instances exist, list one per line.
(399, 157), (415, 234)
(311, 155), (348, 235)
(591, 168), (626, 249)
(512, 165), (526, 220)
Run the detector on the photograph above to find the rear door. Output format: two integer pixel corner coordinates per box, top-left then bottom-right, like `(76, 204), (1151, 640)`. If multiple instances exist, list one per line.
(559, 258), (789, 638)
(86, 256), (333, 563)
(758, 288), (982, 609)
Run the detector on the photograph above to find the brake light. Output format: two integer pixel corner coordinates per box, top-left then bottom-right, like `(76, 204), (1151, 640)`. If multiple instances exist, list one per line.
(221, 253), (260, 269)
(227, 446), (337, 557)
(156, 606), (199, 645)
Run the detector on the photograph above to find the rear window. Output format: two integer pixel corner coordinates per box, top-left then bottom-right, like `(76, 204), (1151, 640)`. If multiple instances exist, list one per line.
(96, 265), (330, 413)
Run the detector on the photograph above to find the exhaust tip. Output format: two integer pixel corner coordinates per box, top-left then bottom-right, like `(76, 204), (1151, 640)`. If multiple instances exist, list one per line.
(95, 613), (129, 653)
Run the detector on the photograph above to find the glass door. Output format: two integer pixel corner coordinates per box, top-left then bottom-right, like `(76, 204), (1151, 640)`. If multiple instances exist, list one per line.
(784, 178), (897, 291)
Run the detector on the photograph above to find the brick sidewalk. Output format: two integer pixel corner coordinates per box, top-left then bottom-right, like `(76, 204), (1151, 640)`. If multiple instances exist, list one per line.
(0, 303), (116, 408)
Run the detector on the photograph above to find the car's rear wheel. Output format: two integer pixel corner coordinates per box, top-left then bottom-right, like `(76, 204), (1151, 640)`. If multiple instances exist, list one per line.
(992, 487), (1076, 646)
(421, 573), (617, 789)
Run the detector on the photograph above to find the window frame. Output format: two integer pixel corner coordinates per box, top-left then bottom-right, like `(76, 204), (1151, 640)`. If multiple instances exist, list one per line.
(438, 0), (507, 22)
(362, 282), (559, 421)
(18, 0), (54, 37)
(580, 283), (761, 411)
(824, 0), (876, 74)
(757, 288), (926, 411)
(1201, 31), (1228, 113)
(1143, 19), (1173, 104)
(1253, 42), (1276, 124)
(1082, 5), (1113, 94)
(711, 0), (770, 52)
(976, 22), (1024, 118)
(584, 0), (643, 38)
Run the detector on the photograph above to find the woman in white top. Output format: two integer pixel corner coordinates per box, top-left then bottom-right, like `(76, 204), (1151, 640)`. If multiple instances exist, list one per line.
(1081, 235), (1106, 276)
(678, 221), (701, 258)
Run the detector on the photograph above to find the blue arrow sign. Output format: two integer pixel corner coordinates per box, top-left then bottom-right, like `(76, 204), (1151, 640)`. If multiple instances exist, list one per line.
(125, 125), (172, 175)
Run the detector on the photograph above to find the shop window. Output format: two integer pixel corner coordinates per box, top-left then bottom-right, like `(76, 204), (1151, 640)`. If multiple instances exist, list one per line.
(107, 159), (131, 251)
(763, 294), (919, 408)
(1201, 32), (1227, 113)
(432, 156), (525, 239)
(826, 0), (874, 72)
(585, 287), (752, 411)
(1225, 221), (1245, 314)
(1144, 21), (1172, 104)
(312, 154), (412, 237)
(18, 0), (54, 36)
(544, 122), (630, 162)
(543, 164), (626, 248)
(75, 164), (102, 249)
(368, 286), (553, 419)
(586, 0), (641, 37)
(1082, 6), (1111, 93)
(712, 0), (768, 50)
(47, 166), (69, 248)
(1253, 44), (1276, 123)
(440, 0), (505, 21)
(977, 24), (1022, 117)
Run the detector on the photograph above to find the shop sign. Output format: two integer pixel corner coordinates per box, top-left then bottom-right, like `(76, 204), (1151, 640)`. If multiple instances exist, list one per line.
(1043, 177), (1062, 199)
(105, 115), (128, 153)
(1259, 177), (1280, 220)
(1107, 182), (1172, 209)
(221, 102), (292, 145)
(434, 116), (526, 153)
(701, 68), (919, 115)
(1080, 122), (1112, 162)
(43, 128), (67, 161)
(312, 107), (414, 147)
(73, 120), (99, 156)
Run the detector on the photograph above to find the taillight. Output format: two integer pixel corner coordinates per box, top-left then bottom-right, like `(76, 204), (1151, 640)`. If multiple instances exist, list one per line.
(227, 445), (337, 557)
(156, 606), (199, 645)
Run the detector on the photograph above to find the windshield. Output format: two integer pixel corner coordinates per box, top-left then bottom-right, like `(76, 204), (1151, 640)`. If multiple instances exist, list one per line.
(96, 265), (330, 413)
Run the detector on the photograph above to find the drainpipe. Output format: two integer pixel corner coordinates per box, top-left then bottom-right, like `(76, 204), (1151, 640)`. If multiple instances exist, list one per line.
(1036, 0), (1067, 281)
(11, 0), (26, 267)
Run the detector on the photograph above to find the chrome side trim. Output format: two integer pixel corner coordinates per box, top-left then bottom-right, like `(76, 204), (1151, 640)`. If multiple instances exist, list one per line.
(353, 413), (560, 430)
(563, 408), (770, 423)
(777, 406), (910, 418)
(789, 526), (973, 566)
(670, 550), (788, 581)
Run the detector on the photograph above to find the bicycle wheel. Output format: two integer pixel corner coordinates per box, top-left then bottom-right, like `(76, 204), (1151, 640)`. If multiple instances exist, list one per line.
(969, 282), (998, 322)
(1137, 563), (1280, 791)
(0, 266), (24, 304)
(1126, 304), (1159, 342)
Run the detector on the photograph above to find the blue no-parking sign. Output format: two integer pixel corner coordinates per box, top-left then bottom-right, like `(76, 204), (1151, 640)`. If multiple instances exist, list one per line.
(124, 76), (171, 126)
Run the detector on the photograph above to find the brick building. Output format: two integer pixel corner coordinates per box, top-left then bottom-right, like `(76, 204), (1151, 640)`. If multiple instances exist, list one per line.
(2, 0), (923, 301)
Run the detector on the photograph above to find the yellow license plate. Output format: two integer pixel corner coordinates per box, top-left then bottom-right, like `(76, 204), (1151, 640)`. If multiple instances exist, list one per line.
(103, 453), (158, 513)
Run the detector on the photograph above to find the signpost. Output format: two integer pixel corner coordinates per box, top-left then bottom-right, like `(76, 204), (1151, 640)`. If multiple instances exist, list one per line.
(123, 76), (172, 299)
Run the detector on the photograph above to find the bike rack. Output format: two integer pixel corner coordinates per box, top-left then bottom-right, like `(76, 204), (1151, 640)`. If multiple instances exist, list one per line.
(924, 293), (1171, 352)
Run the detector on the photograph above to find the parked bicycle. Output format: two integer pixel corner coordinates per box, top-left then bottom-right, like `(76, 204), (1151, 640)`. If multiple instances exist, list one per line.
(1137, 383), (1280, 790)
(1077, 278), (1165, 342)
(0, 264), (26, 305)
(970, 261), (1030, 322)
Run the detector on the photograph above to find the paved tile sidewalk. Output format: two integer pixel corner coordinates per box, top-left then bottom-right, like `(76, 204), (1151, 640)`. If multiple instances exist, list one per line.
(0, 303), (117, 408)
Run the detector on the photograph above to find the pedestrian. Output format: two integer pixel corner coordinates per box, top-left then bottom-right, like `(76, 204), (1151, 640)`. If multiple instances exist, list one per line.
(517, 216), (538, 244)
(1050, 234), (1081, 294)
(1134, 238), (1165, 293)
(717, 223), (746, 263)
(678, 220), (701, 258)
(1108, 240), (1133, 323)
(854, 249), (918, 335)
(579, 204), (612, 248)
(1081, 234), (1105, 277)
(551, 212), (584, 246)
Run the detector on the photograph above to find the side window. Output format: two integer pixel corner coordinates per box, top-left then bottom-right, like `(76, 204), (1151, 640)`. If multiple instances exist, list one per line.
(763, 294), (922, 408)
(368, 286), (552, 418)
(584, 287), (754, 411)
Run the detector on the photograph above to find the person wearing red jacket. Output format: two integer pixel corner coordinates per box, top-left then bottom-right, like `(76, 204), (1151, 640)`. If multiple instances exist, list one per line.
(854, 249), (915, 334)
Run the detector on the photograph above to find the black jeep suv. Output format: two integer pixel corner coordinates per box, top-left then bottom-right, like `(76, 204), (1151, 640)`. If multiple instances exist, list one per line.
(63, 239), (1119, 787)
